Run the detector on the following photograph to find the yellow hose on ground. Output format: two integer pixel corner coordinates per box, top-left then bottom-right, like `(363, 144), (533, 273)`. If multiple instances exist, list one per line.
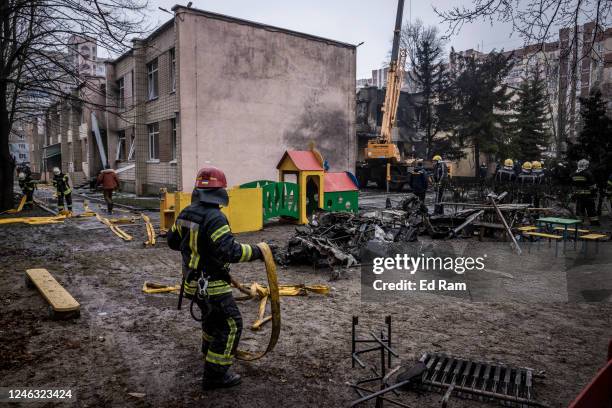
(235, 242), (280, 361)
(2, 195), (27, 214)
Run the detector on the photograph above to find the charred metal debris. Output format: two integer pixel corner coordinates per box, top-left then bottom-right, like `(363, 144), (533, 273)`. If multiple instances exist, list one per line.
(349, 316), (548, 408)
(273, 193), (531, 270)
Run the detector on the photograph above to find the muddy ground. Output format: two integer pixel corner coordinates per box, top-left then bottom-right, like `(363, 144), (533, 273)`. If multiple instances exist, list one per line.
(1, 194), (611, 408)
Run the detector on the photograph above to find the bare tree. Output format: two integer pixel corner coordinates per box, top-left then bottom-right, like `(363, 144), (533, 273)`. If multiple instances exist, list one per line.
(400, 19), (452, 159)
(435, 0), (609, 156)
(1, 0), (149, 211)
(435, 0), (610, 58)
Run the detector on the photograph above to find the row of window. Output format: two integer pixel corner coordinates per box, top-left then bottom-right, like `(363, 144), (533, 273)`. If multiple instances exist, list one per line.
(147, 48), (176, 101)
(116, 48), (176, 108)
(115, 118), (177, 162)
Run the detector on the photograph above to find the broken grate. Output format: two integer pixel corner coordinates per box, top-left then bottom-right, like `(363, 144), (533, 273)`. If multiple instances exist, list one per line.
(419, 352), (546, 407)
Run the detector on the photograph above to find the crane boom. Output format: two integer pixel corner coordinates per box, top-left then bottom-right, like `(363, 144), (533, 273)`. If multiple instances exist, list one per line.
(365, 0), (407, 161)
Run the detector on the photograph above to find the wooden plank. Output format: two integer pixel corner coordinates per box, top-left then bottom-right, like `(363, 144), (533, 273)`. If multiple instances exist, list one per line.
(554, 227), (590, 233)
(524, 232), (563, 240)
(580, 234), (608, 240)
(26, 269), (80, 313)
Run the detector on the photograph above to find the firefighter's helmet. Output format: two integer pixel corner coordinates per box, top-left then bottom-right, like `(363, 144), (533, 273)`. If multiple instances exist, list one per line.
(432, 155), (442, 162)
(52, 167), (61, 176)
(504, 159), (513, 167)
(18, 172), (26, 181)
(522, 162), (532, 170)
(577, 159), (589, 171)
(195, 166), (227, 189)
(532, 161), (542, 170)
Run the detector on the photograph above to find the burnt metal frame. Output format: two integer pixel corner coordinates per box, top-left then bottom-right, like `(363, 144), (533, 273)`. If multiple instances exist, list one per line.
(350, 315), (408, 408)
(349, 316), (549, 408)
(418, 352), (550, 408)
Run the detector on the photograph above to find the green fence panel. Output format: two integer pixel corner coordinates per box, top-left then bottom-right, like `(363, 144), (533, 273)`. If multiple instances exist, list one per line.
(278, 182), (299, 218)
(323, 191), (358, 213)
(239, 180), (276, 189)
(260, 181), (299, 221)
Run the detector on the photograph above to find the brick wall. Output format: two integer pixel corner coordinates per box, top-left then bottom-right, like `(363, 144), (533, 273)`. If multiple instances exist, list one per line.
(106, 23), (179, 194)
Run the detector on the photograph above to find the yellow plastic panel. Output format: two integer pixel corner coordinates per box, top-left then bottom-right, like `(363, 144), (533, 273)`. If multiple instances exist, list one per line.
(222, 187), (263, 233)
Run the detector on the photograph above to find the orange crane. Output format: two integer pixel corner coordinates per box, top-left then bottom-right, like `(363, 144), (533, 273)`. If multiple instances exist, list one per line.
(357, 0), (411, 192)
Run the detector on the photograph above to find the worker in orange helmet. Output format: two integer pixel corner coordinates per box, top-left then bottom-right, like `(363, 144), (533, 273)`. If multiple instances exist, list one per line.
(167, 166), (263, 389)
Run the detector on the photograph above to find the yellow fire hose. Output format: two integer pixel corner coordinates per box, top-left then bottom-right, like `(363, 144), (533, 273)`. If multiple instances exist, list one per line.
(142, 281), (180, 294)
(0, 215), (66, 225)
(1, 195), (27, 214)
(235, 242), (281, 361)
(141, 213), (156, 246)
(95, 213), (133, 241)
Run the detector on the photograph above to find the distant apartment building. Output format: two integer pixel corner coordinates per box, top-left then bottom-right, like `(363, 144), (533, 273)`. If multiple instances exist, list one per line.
(68, 35), (107, 78)
(357, 66), (415, 92)
(451, 21), (612, 155)
(9, 123), (30, 165)
(11, 117), (46, 174)
(102, 6), (356, 195)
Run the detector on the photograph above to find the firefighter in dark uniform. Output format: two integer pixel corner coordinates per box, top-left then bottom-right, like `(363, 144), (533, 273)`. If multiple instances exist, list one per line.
(52, 167), (72, 213)
(409, 160), (428, 206)
(167, 166), (262, 389)
(494, 159), (517, 200)
(571, 159), (599, 225)
(517, 161), (536, 205)
(431, 154), (448, 215)
(18, 172), (36, 208)
(604, 173), (612, 215)
(531, 161), (546, 208)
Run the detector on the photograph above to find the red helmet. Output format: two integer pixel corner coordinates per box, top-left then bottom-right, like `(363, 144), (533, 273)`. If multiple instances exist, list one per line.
(195, 166), (227, 189)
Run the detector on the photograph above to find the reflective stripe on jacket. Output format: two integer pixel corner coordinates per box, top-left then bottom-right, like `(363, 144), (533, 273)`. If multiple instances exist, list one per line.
(166, 200), (258, 283)
(53, 174), (72, 195)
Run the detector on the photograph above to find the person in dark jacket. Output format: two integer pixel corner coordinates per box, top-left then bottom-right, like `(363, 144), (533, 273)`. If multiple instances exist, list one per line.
(97, 165), (120, 214)
(479, 162), (488, 180)
(571, 159), (599, 225)
(18, 172), (36, 208)
(517, 162), (537, 205)
(52, 167), (72, 213)
(409, 160), (428, 206)
(494, 159), (517, 200)
(431, 155), (448, 215)
(167, 166), (262, 390)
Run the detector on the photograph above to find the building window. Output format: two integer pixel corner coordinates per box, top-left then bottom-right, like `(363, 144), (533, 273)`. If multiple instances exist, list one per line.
(128, 131), (135, 161)
(147, 59), (159, 100)
(19, 143), (26, 149)
(148, 123), (159, 160)
(116, 130), (126, 161)
(117, 77), (125, 109)
(19, 153), (26, 159)
(169, 48), (176, 92)
(171, 117), (177, 160)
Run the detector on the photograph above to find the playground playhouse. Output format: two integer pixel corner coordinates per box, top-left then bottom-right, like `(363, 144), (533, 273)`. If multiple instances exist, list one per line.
(160, 149), (359, 233)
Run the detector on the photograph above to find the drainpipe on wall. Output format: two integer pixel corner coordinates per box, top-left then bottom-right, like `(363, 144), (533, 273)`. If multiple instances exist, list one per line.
(133, 38), (147, 196)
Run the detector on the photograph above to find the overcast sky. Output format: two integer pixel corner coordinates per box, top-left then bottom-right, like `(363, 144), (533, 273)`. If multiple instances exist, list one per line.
(150, 0), (527, 78)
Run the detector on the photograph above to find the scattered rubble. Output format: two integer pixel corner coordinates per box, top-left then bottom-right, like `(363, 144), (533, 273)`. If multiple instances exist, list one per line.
(273, 194), (490, 270)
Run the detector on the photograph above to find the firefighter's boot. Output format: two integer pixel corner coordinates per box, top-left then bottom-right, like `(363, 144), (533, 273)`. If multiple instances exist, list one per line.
(202, 371), (242, 390)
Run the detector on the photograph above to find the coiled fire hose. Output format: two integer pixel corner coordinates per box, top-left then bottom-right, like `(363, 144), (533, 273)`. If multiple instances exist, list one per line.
(235, 242), (281, 361)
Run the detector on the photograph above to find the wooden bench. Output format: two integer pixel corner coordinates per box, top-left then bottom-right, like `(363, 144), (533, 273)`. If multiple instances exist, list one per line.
(517, 226), (537, 232)
(523, 232), (563, 256)
(579, 234), (609, 256)
(554, 227), (590, 234)
(25, 269), (80, 319)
